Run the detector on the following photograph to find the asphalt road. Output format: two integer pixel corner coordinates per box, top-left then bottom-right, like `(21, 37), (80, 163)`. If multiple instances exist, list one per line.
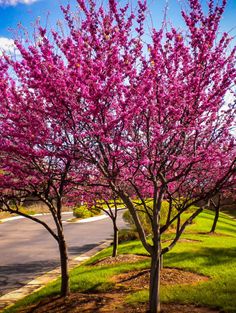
(0, 212), (127, 296)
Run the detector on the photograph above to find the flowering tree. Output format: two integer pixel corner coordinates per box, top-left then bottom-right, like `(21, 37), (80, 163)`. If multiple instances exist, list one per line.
(0, 0), (235, 312)
(209, 171), (236, 233)
(56, 1), (235, 312)
(81, 183), (124, 257)
(0, 55), (85, 296)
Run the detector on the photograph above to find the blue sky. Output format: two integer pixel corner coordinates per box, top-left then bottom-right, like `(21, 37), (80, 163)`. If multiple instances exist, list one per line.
(0, 0), (235, 52)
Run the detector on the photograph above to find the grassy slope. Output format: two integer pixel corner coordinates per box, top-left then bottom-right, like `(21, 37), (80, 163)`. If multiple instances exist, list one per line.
(128, 210), (236, 312)
(4, 209), (236, 313)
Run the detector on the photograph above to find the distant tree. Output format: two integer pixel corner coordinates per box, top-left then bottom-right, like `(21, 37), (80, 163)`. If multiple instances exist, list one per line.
(209, 175), (236, 233)
(85, 187), (124, 258)
(209, 194), (221, 233)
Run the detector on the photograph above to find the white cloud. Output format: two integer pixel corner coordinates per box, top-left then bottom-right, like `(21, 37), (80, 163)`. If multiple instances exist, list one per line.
(0, 37), (19, 55)
(0, 0), (38, 6)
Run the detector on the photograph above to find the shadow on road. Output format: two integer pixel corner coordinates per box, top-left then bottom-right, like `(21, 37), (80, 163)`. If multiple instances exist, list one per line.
(0, 242), (108, 297)
(0, 260), (59, 296)
(68, 243), (99, 255)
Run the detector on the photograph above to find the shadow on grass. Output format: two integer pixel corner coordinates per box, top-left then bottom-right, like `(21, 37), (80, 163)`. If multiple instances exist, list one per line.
(165, 246), (236, 267)
(199, 213), (235, 227)
(202, 211), (236, 226)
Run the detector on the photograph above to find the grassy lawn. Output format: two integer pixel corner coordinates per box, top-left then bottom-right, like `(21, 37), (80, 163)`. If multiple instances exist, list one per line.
(3, 209), (236, 313)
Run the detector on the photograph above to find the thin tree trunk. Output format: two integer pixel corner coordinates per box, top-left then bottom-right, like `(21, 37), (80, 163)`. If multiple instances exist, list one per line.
(112, 220), (118, 257)
(58, 233), (70, 297)
(149, 247), (161, 313)
(210, 204), (220, 233)
(210, 195), (221, 233)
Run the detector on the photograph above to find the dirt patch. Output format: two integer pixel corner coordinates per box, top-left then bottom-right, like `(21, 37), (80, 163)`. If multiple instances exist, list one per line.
(94, 254), (149, 266)
(162, 238), (202, 244)
(178, 238), (202, 243)
(123, 303), (220, 313)
(114, 267), (209, 290)
(162, 304), (219, 313)
(16, 292), (126, 313)
(16, 293), (220, 313)
(15, 258), (212, 313)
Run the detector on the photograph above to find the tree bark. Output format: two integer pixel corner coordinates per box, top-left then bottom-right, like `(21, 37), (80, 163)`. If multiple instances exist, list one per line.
(112, 219), (119, 257)
(149, 247), (161, 313)
(58, 233), (70, 297)
(210, 203), (220, 233)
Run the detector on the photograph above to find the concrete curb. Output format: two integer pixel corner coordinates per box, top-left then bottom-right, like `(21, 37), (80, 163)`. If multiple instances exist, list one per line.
(66, 214), (109, 224)
(0, 212), (109, 224)
(0, 239), (112, 312)
(0, 212), (73, 223)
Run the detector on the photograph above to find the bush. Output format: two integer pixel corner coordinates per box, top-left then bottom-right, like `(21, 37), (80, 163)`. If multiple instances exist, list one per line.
(123, 200), (178, 236)
(118, 228), (139, 243)
(73, 205), (101, 219)
(90, 206), (102, 216)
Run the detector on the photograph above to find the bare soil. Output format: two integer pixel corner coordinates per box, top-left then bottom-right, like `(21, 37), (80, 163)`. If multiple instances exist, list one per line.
(94, 254), (149, 266)
(113, 267), (209, 290)
(162, 238), (202, 243)
(16, 293), (220, 313)
(15, 254), (217, 313)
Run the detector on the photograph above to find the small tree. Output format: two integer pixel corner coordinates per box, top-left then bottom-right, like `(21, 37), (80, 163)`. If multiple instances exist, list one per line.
(209, 177), (236, 233)
(90, 192), (124, 258)
(74, 177), (125, 258)
(0, 55), (84, 297)
(209, 194), (221, 233)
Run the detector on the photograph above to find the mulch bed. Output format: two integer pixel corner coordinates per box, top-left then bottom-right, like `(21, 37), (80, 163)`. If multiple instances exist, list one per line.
(15, 254), (217, 313)
(114, 267), (209, 290)
(93, 254), (149, 266)
(16, 294), (220, 313)
(124, 303), (220, 313)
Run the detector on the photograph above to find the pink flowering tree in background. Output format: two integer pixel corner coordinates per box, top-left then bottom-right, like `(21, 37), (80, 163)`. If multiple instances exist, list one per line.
(208, 165), (236, 233)
(0, 0), (235, 312)
(78, 179), (125, 257)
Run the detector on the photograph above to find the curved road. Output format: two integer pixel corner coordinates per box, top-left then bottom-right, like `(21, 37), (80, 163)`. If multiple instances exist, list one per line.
(0, 212), (126, 297)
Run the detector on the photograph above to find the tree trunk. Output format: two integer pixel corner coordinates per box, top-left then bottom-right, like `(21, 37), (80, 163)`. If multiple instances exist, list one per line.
(160, 254), (163, 270)
(149, 249), (161, 313)
(210, 195), (221, 233)
(210, 204), (220, 233)
(58, 234), (70, 297)
(112, 220), (118, 257)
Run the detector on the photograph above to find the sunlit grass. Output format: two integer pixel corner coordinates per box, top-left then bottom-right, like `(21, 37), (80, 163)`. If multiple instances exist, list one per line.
(4, 209), (236, 313)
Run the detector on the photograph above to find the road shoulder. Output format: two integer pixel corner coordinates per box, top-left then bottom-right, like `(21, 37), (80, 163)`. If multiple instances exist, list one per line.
(0, 239), (112, 312)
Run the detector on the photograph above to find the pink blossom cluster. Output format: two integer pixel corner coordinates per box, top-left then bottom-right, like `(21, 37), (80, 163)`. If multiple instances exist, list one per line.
(0, 0), (235, 211)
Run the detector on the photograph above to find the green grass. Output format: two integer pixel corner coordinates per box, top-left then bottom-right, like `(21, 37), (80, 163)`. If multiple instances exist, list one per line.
(221, 207), (236, 219)
(4, 209), (236, 313)
(127, 211), (236, 312)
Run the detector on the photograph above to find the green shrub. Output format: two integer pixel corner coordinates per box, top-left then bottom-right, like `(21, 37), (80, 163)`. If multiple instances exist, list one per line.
(90, 206), (102, 216)
(73, 205), (101, 219)
(118, 228), (139, 243)
(123, 200), (178, 236)
(12, 206), (36, 216)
